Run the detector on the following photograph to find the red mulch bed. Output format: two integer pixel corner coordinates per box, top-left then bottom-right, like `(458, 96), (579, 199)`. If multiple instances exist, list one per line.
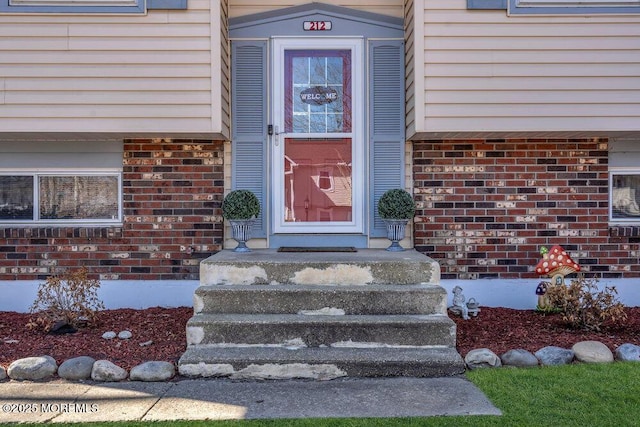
(451, 306), (640, 357)
(2, 306), (640, 371)
(1, 307), (192, 371)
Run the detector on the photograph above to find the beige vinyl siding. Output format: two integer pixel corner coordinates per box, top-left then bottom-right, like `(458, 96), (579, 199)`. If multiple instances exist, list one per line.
(220, 0), (231, 138)
(404, 0), (416, 139)
(0, 0), (230, 140)
(413, 0), (640, 139)
(404, 0), (416, 193)
(229, 0), (403, 19)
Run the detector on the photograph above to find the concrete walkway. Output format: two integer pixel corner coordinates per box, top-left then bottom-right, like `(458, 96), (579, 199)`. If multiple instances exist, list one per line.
(0, 376), (501, 423)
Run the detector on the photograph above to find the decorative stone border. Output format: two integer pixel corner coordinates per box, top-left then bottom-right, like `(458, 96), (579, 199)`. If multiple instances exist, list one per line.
(2, 340), (639, 382)
(2, 357), (175, 382)
(464, 341), (640, 369)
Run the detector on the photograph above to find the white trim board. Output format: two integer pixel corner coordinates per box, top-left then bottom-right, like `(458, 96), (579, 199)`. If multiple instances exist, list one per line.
(0, 280), (199, 313)
(2, 278), (640, 313)
(440, 278), (640, 310)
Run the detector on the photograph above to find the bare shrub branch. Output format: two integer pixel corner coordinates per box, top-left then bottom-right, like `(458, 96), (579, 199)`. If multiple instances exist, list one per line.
(27, 267), (105, 333)
(545, 275), (627, 331)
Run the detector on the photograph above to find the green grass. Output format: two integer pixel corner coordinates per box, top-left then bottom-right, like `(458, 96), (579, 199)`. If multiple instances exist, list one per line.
(13, 362), (640, 426)
(464, 362), (640, 426)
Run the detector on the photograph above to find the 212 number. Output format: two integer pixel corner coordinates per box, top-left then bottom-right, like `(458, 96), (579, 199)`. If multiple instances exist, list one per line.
(308, 21), (326, 31)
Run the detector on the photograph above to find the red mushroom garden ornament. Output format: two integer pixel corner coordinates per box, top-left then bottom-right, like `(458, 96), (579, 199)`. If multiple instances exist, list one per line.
(535, 245), (581, 287)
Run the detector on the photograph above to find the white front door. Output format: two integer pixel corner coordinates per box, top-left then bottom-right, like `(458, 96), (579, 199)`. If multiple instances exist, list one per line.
(272, 38), (364, 234)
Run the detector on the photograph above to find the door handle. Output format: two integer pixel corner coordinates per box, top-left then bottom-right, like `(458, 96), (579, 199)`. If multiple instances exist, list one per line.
(273, 125), (281, 146)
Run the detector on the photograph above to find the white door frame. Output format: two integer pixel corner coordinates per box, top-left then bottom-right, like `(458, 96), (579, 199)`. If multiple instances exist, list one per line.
(271, 37), (364, 234)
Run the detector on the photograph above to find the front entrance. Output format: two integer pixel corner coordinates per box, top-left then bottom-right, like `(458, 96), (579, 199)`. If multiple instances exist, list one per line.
(229, 3), (405, 249)
(272, 38), (364, 235)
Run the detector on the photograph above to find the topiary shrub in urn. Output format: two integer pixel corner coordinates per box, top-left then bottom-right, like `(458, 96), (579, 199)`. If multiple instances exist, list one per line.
(222, 190), (261, 252)
(377, 188), (416, 251)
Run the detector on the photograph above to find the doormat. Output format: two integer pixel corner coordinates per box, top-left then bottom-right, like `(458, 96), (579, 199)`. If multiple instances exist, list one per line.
(278, 247), (357, 253)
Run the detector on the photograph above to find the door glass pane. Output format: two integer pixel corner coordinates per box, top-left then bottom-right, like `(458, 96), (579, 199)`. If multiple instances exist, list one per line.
(285, 50), (351, 133)
(284, 138), (352, 222)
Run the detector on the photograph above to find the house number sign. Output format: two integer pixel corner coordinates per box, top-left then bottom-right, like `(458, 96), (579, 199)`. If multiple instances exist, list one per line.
(303, 21), (332, 31)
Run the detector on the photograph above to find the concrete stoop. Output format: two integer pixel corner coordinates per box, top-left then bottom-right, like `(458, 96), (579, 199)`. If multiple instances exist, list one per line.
(178, 249), (465, 379)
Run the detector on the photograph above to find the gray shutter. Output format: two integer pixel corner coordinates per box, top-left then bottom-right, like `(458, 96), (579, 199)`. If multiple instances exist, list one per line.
(147, 0), (186, 9)
(466, 0), (507, 9)
(369, 40), (405, 237)
(231, 40), (268, 237)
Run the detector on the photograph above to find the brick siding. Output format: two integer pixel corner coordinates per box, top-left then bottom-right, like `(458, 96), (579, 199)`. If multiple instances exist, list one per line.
(0, 139), (224, 281)
(413, 138), (640, 279)
(4, 136), (638, 282)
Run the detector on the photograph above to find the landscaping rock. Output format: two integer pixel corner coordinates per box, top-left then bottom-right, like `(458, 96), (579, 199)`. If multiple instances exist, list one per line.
(501, 349), (539, 367)
(572, 341), (614, 363)
(118, 330), (133, 339)
(91, 360), (128, 382)
(102, 331), (117, 339)
(0, 366), (6, 380)
(464, 348), (501, 370)
(130, 361), (175, 381)
(615, 343), (640, 362)
(7, 356), (57, 381)
(58, 356), (96, 380)
(49, 321), (77, 335)
(535, 346), (574, 366)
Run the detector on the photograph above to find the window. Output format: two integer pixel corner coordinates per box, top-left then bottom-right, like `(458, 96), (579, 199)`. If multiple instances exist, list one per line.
(318, 208), (333, 222)
(611, 172), (640, 221)
(285, 49), (352, 134)
(318, 168), (334, 191)
(0, 176), (33, 220)
(0, 172), (122, 225)
(1, 0), (143, 13)
(509, 0), (640, 14)
(1, 0), (186, 13)
(609, 140), (640, 223)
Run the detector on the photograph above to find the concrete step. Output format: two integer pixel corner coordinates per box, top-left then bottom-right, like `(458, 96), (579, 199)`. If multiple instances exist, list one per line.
(193, 284), (447, 315)
(199, 249), (439, 286)
(178, 346), (465, 379)
(182, 250), (461, 379)
(186, 313), (456, 348)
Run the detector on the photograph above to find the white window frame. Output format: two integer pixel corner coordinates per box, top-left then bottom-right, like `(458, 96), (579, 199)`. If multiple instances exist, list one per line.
(509, 0), (640, 13)
(1, 0), (144, 13)
(520, 0), (640, 5)
(609, 168), (640, 224)
(0, 169), (123, 226)
(10, 0), (137, 5)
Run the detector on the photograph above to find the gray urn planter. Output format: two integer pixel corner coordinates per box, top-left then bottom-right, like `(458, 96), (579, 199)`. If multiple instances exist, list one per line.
(229, 219), (255, 253)
(383, 219), (409, 252)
